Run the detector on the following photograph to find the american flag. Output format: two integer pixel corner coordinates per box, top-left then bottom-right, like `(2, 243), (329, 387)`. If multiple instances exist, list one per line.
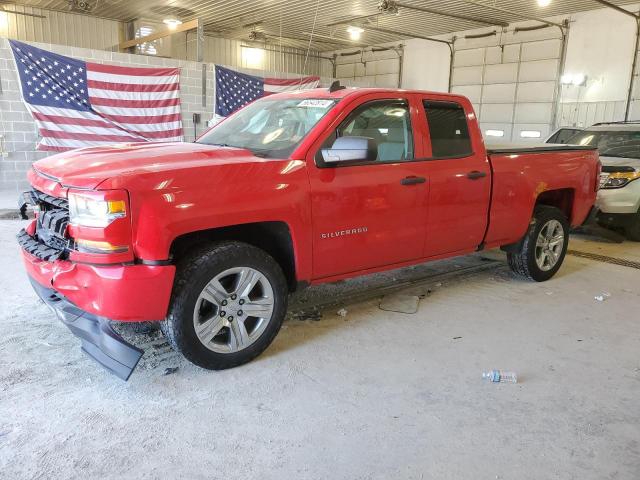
(9, 40), (183, 152)
(214, 65), (320, 117)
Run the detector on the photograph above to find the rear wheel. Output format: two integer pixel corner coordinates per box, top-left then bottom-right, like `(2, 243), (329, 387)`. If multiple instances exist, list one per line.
(507, 206), (569, 282)
(161, 241), (288, 370)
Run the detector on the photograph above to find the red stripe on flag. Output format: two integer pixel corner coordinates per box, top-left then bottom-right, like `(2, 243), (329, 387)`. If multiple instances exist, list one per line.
(39, 127), (184, 141)
(87, 62), (179, 77)
(33, 112), (115, 129)
(264, 76), (320, 86)
(87, 80), (180, 92)
(89, 96), (180, 108)
(37, 144), (71, 152)
(39, 129), (140, 142)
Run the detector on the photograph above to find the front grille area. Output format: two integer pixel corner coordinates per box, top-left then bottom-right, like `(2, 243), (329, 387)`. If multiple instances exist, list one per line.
(18, 189), (73, 261)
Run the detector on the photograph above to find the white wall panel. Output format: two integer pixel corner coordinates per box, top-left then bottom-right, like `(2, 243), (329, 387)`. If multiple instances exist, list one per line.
(451, 85), (482, 103)
(454, 48), (485, 67)
(452, 65), (483, 86)
(485, 46), (502, 65)
(521, 39), (561, 61)
(517, 81), (556, 103)
(482, 83), (516, 103)
(481, 104), (514, 123)
(365, 58), (398, 76)
(484, 63), (518, 84)
(519, 59), (559, 82)
(503, 44), (521, 63)
(515, 103), (553, 124)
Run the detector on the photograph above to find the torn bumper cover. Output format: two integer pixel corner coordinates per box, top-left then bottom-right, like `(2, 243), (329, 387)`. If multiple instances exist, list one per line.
(29, 277), (144, 381)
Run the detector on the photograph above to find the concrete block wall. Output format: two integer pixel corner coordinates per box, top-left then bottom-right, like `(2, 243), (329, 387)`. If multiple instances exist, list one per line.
(0, 37), (217, 194)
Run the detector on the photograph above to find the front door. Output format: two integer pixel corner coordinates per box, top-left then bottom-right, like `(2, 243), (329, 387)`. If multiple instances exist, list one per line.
(307, 96), (430, 279)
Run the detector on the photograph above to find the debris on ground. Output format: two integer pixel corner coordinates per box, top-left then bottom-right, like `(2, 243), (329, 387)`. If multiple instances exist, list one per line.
(452, 336), (462, 340)
(594, 292), (611, 302)
(482, 370), (518, 383)
(379, 294), (421, 314)
(163, 367), (179, 376)
(290, 309), (322, 322)
(418, 289), (432, 299)
(336, 308), (348, 318)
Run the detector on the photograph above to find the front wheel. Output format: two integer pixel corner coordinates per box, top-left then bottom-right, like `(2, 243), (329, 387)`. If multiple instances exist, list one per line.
(161, 241), (288, 370)
(507, 206), (570, 282)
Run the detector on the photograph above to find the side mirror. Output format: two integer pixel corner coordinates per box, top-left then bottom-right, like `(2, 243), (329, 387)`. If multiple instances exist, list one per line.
(321, 136), (377, 164)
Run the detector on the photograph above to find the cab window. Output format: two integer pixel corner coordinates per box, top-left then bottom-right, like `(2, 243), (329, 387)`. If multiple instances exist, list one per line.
(316, 100), (414, 165)
(423, 101), (472, 158)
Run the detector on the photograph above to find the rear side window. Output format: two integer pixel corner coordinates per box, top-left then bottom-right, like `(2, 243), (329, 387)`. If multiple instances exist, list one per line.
(423, 101), (472, 158)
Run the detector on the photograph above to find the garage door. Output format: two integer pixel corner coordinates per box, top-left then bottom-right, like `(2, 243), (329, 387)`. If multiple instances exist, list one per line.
(451, 31), (564, 143)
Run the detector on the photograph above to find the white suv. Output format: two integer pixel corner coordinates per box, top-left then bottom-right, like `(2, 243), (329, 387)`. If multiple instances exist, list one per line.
(567, 123), (640, 241)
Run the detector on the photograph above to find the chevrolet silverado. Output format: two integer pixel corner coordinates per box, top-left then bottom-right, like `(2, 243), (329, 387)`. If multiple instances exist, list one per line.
(18, 86), (601, 380)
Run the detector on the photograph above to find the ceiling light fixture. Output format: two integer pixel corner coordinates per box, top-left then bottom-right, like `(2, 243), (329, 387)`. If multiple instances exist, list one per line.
(163, 18), (183, 30)
(347, 25), (364, 40)
(537, 0), (551, 6)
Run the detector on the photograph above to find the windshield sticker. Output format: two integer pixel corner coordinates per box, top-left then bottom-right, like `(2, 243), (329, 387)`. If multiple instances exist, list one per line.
(297, 99), (334, 108)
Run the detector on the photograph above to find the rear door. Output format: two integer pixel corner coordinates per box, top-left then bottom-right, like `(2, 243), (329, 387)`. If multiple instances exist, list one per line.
(306, 93), (430, 279)
(419, 98), (492, 256)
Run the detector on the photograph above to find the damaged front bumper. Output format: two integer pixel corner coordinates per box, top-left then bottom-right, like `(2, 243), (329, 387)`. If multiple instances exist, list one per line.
(29, 277), (143, 381)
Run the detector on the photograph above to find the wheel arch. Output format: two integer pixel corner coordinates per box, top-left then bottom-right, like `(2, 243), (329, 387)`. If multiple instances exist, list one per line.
(169, 221), (299, 292)
(535, 188), (575, 223)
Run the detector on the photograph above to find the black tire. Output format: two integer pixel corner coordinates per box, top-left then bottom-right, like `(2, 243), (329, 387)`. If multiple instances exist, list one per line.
(507, 205), (570, 282)
(625, 214), (640, 241)
(160, 241), (288, 370)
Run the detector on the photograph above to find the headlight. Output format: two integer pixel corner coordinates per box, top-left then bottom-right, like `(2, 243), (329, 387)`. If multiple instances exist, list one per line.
(601, 171), (640, 189)
(68, 192), (127, 227)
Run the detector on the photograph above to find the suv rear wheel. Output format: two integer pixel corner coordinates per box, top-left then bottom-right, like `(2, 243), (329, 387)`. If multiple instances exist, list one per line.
(507, 205), (570, 282)
(161, 241), (288, 370)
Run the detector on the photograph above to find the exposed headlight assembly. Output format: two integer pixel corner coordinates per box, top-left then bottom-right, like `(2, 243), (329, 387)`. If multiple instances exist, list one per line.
(68, 192), (127, 228)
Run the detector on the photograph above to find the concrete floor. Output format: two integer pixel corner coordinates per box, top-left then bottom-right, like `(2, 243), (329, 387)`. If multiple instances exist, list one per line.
(1, 219), (639, 480)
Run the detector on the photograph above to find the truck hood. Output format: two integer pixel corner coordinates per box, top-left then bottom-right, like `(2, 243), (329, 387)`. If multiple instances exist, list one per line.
(599, 155), (640, 171)
(32, 142), (266, 189)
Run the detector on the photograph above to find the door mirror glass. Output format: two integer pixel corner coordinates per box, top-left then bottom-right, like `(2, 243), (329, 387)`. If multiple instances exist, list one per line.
(321, 136), (378, 164)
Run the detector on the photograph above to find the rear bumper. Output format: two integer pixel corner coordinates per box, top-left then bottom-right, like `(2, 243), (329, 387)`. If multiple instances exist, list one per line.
(20, 240), (176, 322)
(29, 277), (143, 380)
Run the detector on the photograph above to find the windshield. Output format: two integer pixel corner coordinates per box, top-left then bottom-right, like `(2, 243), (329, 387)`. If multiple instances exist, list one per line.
(198, 98), (337, 158)
(568, 130), (640, 159)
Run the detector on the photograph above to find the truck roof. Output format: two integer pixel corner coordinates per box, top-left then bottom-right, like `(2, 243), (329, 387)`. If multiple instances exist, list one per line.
(273, 86), (466, 101)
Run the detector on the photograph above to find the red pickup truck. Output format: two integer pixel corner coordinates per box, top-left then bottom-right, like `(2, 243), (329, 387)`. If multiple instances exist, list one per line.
(18, 87), (600, 380)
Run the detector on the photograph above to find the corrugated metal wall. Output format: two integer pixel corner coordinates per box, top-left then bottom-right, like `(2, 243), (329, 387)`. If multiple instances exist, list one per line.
(0, 6), (330, 77)
(0, 5), (123, 51)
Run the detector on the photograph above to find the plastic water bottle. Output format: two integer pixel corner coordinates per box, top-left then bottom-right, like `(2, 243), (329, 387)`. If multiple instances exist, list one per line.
(483, 370), (517, 383)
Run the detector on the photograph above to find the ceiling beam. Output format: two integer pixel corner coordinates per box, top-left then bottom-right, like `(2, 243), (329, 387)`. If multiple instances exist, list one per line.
(390, 1), (508, 27)
(458, 0), (564, 29)
(357, 24), (452, 46)
(300, 31), (371, 48)
(119, 18), (200, 50)
(592, 0), (639, 19)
